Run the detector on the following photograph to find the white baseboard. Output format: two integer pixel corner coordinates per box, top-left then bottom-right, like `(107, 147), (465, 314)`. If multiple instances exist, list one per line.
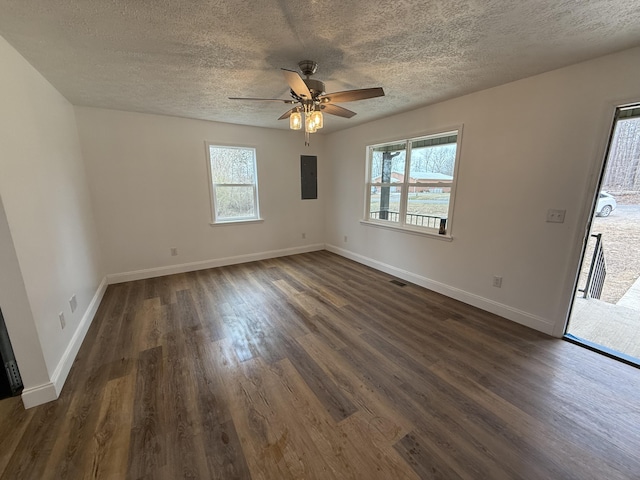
(326, 244), (555, 335)
(21, 277), (108, 409)
(20, 381), (58, 409)
(106, 244), (326, 284)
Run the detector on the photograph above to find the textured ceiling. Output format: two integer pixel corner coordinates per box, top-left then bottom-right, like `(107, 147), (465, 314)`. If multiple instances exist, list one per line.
(1, 0), (640, 133)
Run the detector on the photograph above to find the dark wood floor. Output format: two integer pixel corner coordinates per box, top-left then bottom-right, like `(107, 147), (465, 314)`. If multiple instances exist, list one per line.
(1, 251), (639, 479)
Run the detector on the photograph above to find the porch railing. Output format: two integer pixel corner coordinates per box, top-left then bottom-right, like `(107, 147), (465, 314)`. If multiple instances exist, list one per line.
(370, 211), (444, 229)
(579, 233), (606, 299)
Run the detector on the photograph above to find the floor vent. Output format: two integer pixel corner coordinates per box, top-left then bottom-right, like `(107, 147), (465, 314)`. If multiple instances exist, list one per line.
(390, 279), (406, 287)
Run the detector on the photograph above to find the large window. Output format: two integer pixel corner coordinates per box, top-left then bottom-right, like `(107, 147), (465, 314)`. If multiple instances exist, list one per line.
(365, 129), (461, 236)
(207, 144), (260, 223)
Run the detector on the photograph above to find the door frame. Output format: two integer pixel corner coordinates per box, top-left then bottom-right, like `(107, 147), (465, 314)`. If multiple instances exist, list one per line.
(559, 100), (640, 367)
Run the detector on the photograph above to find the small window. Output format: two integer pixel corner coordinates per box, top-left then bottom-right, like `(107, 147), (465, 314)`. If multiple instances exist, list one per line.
(365, 129), (461, 235)
(206, 144), (260, 223)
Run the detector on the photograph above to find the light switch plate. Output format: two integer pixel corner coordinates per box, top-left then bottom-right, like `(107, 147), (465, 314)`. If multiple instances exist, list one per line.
(546, 209), (566, 223)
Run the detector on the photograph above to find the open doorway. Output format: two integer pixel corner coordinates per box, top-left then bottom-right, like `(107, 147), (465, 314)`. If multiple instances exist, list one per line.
(566, 104), (640, 366)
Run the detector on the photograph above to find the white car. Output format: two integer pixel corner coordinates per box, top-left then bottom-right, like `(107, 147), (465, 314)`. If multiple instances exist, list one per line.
(595, 192), (616, 217)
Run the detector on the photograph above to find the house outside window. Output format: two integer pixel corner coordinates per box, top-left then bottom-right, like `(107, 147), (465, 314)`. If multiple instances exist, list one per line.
(206, 144), (261, 224)
(365, 129), (462, 236)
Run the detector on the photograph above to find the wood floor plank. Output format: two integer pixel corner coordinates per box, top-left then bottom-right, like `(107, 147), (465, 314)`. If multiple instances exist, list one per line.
(1, 399), (71, 480)
(0, 396), (33, 476)
(2, 251), (639, 479)
(338, 412), (420, 480)
(214, 339), (298, 480)
(135, 297), (164, 353)
(198, 338), (255, 480)
(297, 333), (413, 437)
(257, 359), (338, 480)
(394, 430), (465, 480)
(159, 329), (250, 479)
(41, 361), (113, 480)
(264, 357), (382, 479)
(85, 373), (136, 479)
(281, 335), (358, 423)
(188, 270), (227, 342)
(126, 345), (166, 479)
(163, 328), (211, 480)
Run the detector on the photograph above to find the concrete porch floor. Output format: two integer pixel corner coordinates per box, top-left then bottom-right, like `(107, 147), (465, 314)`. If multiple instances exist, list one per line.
(568, 276), (640, 360)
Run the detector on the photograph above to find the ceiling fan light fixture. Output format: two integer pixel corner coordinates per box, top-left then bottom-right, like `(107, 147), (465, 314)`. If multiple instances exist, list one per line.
(229, 60), (385, 146)
(290, 109), (302, 130)
(310, 109), (323, 129)
(305, 113), (318, 133)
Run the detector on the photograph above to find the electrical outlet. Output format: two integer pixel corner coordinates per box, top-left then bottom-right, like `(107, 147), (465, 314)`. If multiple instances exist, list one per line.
(546, 209), (566, 223)
(59, 312), (66, 329)
(69, 294), (77, 313)
(344, 235), (348, 243)
(302, 232), (306, 239)
(170, 247), (178, 256)
(493, 276), (503, 288)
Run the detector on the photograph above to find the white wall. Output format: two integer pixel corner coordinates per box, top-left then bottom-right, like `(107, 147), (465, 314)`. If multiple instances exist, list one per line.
(325, 47), (640, 336)
(0, 197), (50, 389)
(75, 108), (326, 278)
(0, 35), (104, 406)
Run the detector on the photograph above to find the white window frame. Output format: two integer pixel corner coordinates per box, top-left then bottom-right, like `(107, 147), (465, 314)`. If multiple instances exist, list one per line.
(362, 126), (463, 239)
(205, 142), (262, 225)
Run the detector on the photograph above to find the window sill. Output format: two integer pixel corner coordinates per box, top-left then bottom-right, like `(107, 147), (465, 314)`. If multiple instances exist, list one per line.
(359, 219), (453, 241)
(210, 218), (264, 226)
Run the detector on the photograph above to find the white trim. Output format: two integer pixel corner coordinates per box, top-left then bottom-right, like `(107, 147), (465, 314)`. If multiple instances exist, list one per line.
(21, 277), (108, 408)
(326, 244), (555, 335)
(205, 141), (216, 223)
(107, 244), (326, 284)
(21, 382), (58, 409)
(359, 219), (453, 241)
(210, 218), (265, 226)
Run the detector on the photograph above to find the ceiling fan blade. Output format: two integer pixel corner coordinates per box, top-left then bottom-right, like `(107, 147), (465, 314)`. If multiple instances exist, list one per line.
(281, 69), (312, 99)
(322, 104), (357, 118)
(229, 97), (294, 103)
(319, 87), (385, 104)
(278, 108), (297, 120)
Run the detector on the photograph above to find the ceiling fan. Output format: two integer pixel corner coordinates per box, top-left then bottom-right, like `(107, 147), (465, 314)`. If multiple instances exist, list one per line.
(229, 60), (385, 145)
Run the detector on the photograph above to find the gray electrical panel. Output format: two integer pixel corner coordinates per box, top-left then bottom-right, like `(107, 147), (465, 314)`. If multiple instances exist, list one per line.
(301, 155), (317, 200)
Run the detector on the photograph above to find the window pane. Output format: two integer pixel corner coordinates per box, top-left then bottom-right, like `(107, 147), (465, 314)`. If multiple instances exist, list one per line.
(370, 143), (406, 183)
(409, 140), (457, 183)
(405, 137), (456, 230)
(215, 185), (255, 219)
(209, 146), (256, 184)
(369, 186), (402, 223)
(406, 191), (450, 229)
